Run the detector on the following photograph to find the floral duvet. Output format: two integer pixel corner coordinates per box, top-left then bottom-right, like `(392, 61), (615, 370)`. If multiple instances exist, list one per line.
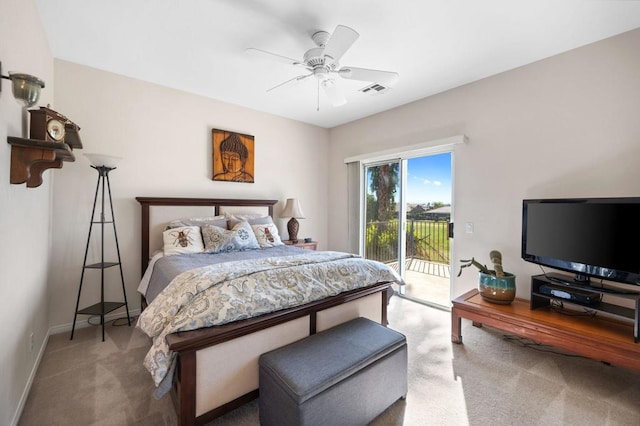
(136, 250), (402, 397)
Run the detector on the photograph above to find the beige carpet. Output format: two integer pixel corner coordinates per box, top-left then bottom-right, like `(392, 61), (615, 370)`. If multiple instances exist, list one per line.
(19, 296), (640, 425)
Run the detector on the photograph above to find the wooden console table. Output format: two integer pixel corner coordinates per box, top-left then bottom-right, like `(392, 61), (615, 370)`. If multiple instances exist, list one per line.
(451, 289), (640, 372)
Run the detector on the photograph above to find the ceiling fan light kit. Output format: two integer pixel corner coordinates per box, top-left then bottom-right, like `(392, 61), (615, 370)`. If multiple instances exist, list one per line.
(247, 25), (399, 109)
(322, 79), (346, 106)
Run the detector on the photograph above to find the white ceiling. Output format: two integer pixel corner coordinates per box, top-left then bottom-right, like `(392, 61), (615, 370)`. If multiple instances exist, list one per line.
(35, 0), (640, 128)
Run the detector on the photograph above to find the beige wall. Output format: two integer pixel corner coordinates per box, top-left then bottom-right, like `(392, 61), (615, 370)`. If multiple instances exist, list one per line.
(328, 28), (640, 300)
(0, 0), (55, 423)
(48, 61), (330, 327)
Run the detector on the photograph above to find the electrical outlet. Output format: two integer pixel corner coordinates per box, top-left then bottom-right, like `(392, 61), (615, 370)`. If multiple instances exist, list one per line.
(465, 222), (474, 234)
(29, 332), (34, 353)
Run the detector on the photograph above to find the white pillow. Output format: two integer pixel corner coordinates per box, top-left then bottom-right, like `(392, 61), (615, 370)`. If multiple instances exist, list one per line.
(162, 226), (204, 256)
(252, 223), (284, 248)
(166, 215), (227, 230)
(202, 221), (260, 253)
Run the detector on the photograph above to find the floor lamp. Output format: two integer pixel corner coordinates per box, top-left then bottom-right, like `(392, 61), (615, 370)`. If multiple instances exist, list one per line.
(71, 154), (130, 342)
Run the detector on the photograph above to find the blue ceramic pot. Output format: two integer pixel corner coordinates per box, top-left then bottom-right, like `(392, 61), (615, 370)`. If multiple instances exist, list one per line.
(478, 272), (516, 304)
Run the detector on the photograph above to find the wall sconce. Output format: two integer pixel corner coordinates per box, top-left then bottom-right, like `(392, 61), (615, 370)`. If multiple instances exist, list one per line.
(1, 61), (45, 107)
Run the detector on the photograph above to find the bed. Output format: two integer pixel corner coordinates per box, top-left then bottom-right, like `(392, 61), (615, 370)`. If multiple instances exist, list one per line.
(135, 197), (402, 426)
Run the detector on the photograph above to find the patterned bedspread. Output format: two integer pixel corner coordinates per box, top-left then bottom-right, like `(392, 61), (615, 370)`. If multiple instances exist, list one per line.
(136, 250), (402, 397)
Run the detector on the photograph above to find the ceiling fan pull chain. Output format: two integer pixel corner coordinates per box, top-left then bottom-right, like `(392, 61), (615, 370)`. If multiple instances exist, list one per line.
(317, 79), (320, 112)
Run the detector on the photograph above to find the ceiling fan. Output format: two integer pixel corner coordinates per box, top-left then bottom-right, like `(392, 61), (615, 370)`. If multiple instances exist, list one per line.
(246, 25), (399, 109)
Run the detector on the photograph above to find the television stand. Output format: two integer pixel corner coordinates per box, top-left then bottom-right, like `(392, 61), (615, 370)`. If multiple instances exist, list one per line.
(451, 289), (640, 373)
(531, 273), (640, 342)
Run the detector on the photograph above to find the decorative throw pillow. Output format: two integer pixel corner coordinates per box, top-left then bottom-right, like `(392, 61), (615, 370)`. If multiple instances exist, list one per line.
(201, 221), (260, 253)
(166, 215), (227, 230)
(252, 223), (284, 248)
(227, 215), (273, 230)
(162, 226), (205, 256)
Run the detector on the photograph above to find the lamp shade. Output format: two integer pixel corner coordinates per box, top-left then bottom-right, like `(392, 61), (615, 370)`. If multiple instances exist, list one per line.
(281, 198), (305, 219)
(9, 72), (45, 107)
(84, 153), (122, 168)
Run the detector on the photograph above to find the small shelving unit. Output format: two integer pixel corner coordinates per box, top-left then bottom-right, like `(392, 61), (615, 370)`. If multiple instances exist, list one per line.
(530, 272), (640, 342)
(71, 165), (130, 341)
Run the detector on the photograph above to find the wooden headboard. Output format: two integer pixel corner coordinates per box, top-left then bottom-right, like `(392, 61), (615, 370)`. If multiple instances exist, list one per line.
(135, 197), (278, 278)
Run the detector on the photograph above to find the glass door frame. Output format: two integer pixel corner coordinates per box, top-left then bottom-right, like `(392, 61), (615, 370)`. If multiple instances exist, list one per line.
(398, 159), (408, 292)
(362, 159), (408, 286)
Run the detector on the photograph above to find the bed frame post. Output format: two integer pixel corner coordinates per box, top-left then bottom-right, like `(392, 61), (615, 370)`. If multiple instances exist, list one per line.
(382, 291), (389, 326)
(178, 351), (196, 426)
(139, 200), (150, 279)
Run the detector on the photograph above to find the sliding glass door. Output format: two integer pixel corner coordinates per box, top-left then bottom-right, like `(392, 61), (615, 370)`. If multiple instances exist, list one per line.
(363, 153), (452, 309)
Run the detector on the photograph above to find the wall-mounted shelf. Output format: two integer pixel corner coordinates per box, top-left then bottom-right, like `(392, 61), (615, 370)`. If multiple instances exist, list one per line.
(7, 136), (75, 188)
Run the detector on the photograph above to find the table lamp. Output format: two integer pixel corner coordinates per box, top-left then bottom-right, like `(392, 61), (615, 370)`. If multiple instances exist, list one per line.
(281, 198), (305, 243)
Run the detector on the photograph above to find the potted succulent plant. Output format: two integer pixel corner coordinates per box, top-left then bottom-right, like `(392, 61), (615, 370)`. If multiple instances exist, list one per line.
(458, 250), (516, 304)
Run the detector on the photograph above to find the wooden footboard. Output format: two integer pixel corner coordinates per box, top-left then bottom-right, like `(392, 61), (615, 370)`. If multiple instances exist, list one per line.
(167, 282), (391, 426)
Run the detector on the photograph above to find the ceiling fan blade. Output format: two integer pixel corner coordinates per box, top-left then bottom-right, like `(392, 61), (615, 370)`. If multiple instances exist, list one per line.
(322, 79), (347, 106)
(245, 47), (301, 66)
(322, 25), (359, 64)
(267, 73), (312, 92)
(338, 67), (399, 87)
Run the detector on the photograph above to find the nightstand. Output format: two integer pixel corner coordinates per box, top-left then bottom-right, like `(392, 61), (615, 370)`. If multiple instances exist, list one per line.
(284, 240), (318, 250)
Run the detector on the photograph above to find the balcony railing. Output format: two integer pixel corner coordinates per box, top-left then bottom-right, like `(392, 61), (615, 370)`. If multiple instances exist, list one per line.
(365, 219), (450, 266)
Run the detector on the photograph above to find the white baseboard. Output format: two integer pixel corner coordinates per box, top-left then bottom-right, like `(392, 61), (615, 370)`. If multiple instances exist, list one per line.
(11, 308), (141, 425)
(10, 330), (50, 426)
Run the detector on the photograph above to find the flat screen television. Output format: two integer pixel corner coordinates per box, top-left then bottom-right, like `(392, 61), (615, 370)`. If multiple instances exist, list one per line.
(521, 197), (640, 287)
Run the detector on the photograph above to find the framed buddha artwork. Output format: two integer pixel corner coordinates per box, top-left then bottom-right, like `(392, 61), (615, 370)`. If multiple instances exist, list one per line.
(212, 129), (255, 183)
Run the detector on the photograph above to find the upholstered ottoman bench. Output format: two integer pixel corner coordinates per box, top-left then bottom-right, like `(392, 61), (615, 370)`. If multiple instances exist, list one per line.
(258, 317), (408, 426)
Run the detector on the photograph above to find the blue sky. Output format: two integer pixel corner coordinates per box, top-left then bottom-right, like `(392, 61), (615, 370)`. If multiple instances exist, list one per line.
(406, 153), (451, 205)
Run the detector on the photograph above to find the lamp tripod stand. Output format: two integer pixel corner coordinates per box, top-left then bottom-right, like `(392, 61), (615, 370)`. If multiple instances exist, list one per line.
(71, 165), (130, 341)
